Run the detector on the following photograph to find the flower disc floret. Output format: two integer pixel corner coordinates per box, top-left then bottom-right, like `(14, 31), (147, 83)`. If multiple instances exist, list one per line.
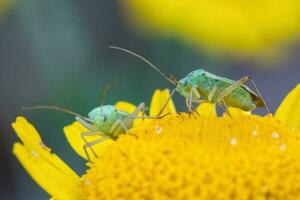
(81, 114), (300, 200)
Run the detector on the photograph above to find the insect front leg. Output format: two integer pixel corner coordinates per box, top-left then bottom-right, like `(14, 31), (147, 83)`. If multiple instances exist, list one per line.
(208, 85), (218, 102)
(81, 134), (111, 162)
(185, 98), (193, 113)
(186, 87), (199, 113)
(81, 131), (107, 161)
(76, 116), (97, 131)
(76, 117), (107, 161)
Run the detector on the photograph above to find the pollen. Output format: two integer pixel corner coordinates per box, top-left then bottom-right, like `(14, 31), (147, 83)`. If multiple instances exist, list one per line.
(81, 114), (300, 200)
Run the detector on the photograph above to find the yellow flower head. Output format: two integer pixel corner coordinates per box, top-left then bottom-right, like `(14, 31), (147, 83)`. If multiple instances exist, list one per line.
(121, 0), (300, 57)
(12, 85), (300, 199)
(82, 114), (300, 200)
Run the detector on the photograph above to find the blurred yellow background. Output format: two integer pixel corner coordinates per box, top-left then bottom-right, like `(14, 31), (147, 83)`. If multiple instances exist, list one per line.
(123, 0), (300, 58)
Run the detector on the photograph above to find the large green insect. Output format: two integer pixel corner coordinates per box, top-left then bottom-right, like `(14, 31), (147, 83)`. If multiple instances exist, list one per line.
(23, 98), (152, 161)
(110, 46), (270, 115)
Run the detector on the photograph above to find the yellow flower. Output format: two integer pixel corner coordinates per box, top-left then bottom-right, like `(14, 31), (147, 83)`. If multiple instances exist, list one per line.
(12, 85), (300, 199)
(121, 0), (300, 57)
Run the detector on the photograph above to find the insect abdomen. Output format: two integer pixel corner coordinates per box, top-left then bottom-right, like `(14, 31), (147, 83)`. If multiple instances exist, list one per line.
(195, 78), (256, 111)
(223, 89), (256, 111)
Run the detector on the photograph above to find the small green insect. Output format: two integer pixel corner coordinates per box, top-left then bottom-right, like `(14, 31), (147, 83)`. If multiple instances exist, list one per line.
(109, 46), (271, 115)
(22, 84), (153, 161)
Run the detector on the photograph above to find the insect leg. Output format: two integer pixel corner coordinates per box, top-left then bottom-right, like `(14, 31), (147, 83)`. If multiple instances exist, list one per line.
(248, 78), (271, 113)
(109, 118), (137, 139)
(130, 102), (146, 117)
(207, 85), (232, 116)
(188, 89), (193, 113)
(109, 104), (148, 134)
(214, 76), (251, 115)
(127, 102), (159, 119)
(117, 119), (139, 138)
(109, 103), (155, 136)
(217, 76), (270, 113)
(156, 88), (176, 117)
(76, 116), (96, 131)
(187, 87), (202, 114)
(220, 96), (232, 117)
(109, 115), (135, 135)
(82, 135), (111, 162)
(116, 119), (129, 132)
(185, 87), (195, 113)
(76, 117), (105, 161)
(217, 76), (251, 101)
(208, 86), (218, 102)
(81, 131), (107, 161)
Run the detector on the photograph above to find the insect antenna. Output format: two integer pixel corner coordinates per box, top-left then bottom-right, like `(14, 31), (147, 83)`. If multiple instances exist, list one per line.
(109, 46), (177, 86)
(22, 105), (92, 122)
(99, 79), (117, 106)
(169, 74), (177, 83)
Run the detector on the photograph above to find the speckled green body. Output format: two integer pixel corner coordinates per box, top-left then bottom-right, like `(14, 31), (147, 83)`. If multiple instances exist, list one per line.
(176, 69), (264, 111)
(88, 105), (131, 138)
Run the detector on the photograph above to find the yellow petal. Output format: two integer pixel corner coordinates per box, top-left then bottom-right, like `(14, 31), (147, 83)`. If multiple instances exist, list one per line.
(149, 89), (176, 116)
(226, 107), (251, 117)
(115, 101), (136, 113)
(275, 84), (300, 127)
(12, 117), (80, 200)
(63, 122), (114, 162)
(196, 102), (216, 116)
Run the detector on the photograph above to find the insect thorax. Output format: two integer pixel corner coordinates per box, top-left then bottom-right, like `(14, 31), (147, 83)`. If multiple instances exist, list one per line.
(176, 69), (209, 99)
(88, 105), (129, 135)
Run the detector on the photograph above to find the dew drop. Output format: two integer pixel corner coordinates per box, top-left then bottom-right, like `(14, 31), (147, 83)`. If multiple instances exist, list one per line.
(252, 130), (258, 137)
(155, 125), (162, 134)
(272, 132), (279, 139)
(279, 144), (287, 151)
(230, 137), (237, 145)
(31, 150), (39, 157)
(85, 179), (91, 185)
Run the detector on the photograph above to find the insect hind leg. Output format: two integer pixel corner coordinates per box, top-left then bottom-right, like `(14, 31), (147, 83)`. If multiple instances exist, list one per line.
(217, 76), (271, 114)
(156, 88), (176, 117)
(248, 78), (271, 113)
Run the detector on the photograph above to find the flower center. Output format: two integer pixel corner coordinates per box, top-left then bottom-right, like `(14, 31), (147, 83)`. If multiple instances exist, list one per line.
(81, 114), (300, 199)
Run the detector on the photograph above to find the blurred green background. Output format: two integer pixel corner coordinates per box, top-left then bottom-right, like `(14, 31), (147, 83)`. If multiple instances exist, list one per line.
(1, 1), (300, 199)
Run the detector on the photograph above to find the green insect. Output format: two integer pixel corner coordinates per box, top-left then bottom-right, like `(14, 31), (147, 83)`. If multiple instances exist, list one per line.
(22, 84), (153, 161)
(109, 46), (271, 115)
